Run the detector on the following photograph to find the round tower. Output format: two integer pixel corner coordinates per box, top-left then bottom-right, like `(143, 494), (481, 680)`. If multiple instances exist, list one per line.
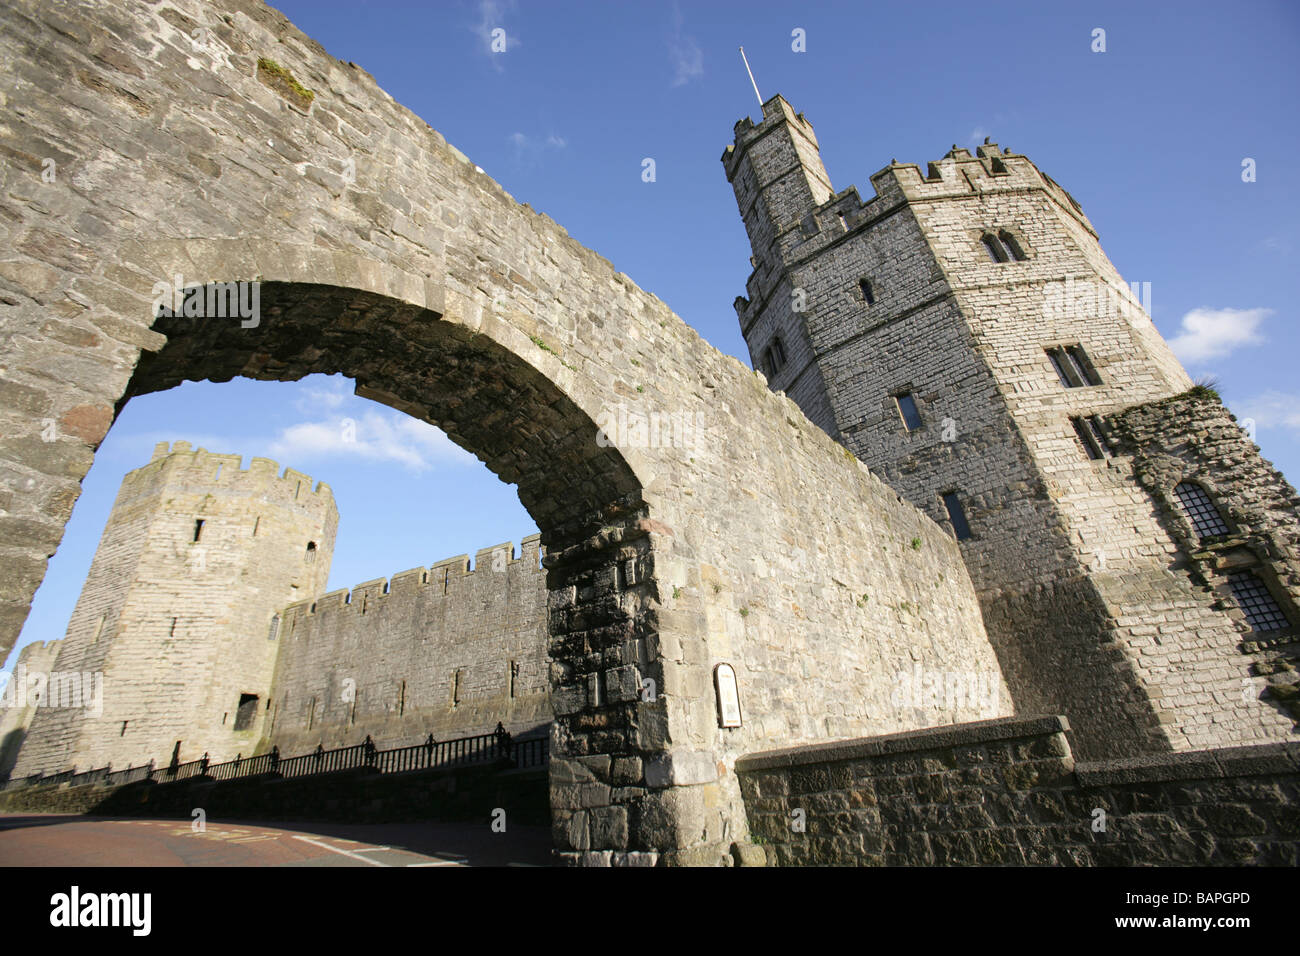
(12, 441), (337, 775)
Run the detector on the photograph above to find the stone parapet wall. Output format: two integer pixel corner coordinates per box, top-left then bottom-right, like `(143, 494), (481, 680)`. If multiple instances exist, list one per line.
(737, 715), (1300, 866)
(265, 535), (550, 753)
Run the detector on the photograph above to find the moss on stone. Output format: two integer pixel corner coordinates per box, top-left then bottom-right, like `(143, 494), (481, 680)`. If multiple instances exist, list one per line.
(257, 57), (315, 109)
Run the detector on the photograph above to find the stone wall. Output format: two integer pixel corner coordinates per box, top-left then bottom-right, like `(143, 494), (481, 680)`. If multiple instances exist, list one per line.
(724, 94), (1295, 758)
(0, 0), (1015, 862)
(12, 440), (336, 776)
(0, 638), (63, 779)
(737, 715), (1300, 866)
(265, 535), (550, 754)
(1106, 389), (1300, 730)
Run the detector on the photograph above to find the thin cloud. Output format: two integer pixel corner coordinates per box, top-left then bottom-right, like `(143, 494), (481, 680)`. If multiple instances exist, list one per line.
(508, 130), (567, 165)
(1235, 391), (1300, 435)
(1167, 307), (1270, 365)
(668, 4), (703, 87)
(271, 410), (478, 473)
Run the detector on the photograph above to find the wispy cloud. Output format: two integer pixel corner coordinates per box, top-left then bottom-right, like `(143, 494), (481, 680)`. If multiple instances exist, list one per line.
(271, 410), (478, 473)
(1234, 390), (1300, 436)
(470, 0), (519, 70)
(1166, 307), (1270, 365)
(969, 127), (991, 145)
(508, 130), (567, 165)
(667, 4), (703, 87)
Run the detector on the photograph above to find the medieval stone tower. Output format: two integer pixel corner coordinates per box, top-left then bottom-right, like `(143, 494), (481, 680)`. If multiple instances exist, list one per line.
(11, 441), (337, 775)
(724, 95), (1299, 759)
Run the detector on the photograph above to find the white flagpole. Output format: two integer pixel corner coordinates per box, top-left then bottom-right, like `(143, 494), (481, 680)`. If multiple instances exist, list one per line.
(739, 46), (762, 106)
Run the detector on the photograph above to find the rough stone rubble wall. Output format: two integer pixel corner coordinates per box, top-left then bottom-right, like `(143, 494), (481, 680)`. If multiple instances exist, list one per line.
(737, 716), (1300, 866)
(266, 536), (550, 754)
(1106, 392), (1300, 734)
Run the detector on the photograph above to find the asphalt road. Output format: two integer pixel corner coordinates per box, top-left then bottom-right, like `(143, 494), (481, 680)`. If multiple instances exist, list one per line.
(0, 814), (553, 867)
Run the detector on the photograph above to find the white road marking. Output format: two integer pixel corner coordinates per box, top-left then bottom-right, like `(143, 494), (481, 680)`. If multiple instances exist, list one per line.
(291, 834), (391, 866)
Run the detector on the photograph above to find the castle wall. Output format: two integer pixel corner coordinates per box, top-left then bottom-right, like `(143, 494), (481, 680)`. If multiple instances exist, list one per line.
(0, 639), (63, 779)
(265, 535), (550, 754)
(11, 441), (337, 775)
(725, 96), (1296, 758)
(737, 716), (1300, 866)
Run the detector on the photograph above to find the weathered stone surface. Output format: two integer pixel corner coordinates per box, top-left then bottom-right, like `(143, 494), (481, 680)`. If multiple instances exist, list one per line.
(737, 716), (1300, 866)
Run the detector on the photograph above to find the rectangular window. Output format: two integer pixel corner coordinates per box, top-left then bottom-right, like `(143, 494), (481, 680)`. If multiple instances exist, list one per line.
(859, 278), (875, 305)
(1070, 416), (1111, 460)
(895, 393), (923, 431)
(1046, 345), (1102, 388)
(193, 519), (205, 542)
(233, 693), (258, 732)
(942, 492), (973, 541)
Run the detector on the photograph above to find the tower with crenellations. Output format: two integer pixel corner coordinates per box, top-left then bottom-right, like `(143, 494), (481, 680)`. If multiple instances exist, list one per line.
(11, 441), (338, 775)
(724, 95), (1300, 758)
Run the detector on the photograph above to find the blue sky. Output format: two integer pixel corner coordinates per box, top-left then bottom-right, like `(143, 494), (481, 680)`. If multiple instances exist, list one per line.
(9, 0), (1298, 663)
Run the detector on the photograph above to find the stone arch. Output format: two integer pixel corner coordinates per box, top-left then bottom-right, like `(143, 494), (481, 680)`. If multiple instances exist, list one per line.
(0, 0), (1015, 863)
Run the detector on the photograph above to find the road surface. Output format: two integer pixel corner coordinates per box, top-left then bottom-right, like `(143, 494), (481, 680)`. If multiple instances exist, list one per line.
(0, 814), (553, 866)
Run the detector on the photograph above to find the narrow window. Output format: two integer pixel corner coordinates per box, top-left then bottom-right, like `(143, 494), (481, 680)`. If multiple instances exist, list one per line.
(981, 234), (1009, 263)
(1047, 345), (1101, 388)
(399, 680), (406, 717)
(1173, 482), (1230, 538)
(307, 697), (317, 730)
(509, 661), (518, 699)
(763, 336), (788, 378)
(1065, 345), (1102, 385)
(120, 721), (128, 737)
(998, 230), (1026, 261)
(452, 670), (462, 708)
(859, 278), (875, 305)
(295, 481), (302, 500)
(1070, 416), (1110, 460)
(169, 617), (177, 637)
(1227, 571), (1291, 633)
(91, 615), (106, 643)
(233, 693), (258, 731)
(193, 519), (205, 542)
(267, 615), (280, 642)
(942, 492), (973, 541)
(252, 515), (260, 536)
(305, 541), (317, 563)
(895, 393), (923, 431)
(214, 463), (223, 479)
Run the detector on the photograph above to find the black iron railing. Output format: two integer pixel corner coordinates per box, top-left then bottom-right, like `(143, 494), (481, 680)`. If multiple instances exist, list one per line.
(0, 725), (548, 792)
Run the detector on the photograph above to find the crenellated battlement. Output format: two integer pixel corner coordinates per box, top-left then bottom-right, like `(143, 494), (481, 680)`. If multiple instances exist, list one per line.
(731, 140), (1096, 329)
(130, 441), (336, 504)
(278, 533), (543, 623)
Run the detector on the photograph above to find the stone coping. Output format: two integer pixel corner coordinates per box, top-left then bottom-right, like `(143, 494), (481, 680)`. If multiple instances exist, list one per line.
(734, 714), (1300, 787)
(1075, 742), (1300, 787)
(733, 715), (1070, 773)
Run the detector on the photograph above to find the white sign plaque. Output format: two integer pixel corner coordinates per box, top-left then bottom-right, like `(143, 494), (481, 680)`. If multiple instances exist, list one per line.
(714, 662), (742, 728)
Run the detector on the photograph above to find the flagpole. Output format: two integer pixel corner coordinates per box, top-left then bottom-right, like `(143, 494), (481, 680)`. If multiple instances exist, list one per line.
(739, 46), (762, 106)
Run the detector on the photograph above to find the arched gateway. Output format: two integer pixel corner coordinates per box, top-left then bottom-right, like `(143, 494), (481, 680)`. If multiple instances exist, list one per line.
(0, 0), (1009, 863)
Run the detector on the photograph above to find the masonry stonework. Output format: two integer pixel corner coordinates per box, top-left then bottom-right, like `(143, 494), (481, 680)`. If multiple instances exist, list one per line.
(1, 0), (1296, 865)
(724, 95), (1299, 760)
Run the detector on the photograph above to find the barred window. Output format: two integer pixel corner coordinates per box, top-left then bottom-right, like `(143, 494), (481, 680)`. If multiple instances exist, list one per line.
(1173, 482), (1230, 538)
(1227, 571), (1291, 633)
